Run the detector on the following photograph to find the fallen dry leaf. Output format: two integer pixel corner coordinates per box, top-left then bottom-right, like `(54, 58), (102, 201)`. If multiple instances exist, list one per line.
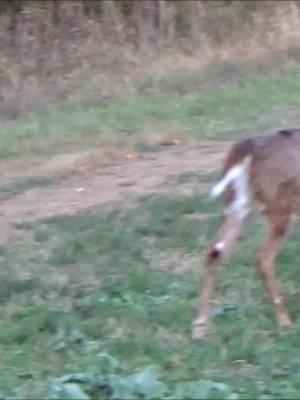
(124, 153), (138, 160)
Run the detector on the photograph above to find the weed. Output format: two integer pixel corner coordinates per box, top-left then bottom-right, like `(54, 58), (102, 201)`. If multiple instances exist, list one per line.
(0, 176), (59, 200)
(2, 67), (300, 160)
(1, 175), (300, 398)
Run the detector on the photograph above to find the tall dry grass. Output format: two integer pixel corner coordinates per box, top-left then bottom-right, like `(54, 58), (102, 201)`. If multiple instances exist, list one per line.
(1, 0), (300, 118)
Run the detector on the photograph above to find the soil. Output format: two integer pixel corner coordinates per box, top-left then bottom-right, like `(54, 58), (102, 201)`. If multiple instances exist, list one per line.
(0, 141), (230, 242)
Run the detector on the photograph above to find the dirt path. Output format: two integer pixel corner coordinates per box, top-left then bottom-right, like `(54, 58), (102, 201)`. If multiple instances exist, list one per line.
(0, 141), (229, 240)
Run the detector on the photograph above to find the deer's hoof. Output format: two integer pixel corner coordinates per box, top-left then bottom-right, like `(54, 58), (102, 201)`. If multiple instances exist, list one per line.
(277, 312), (292, 329)
(191, 320), (209, 341)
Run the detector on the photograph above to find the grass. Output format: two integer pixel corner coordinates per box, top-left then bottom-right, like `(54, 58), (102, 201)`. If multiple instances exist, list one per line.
(0, 176), (60, 200)
(2, 64), (300, 160)
(2, 62), (300, 398)
(1, 169), (300, 399)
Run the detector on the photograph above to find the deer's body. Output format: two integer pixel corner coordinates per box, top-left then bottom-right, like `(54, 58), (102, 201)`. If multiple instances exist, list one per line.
(192, 129), (300, 339)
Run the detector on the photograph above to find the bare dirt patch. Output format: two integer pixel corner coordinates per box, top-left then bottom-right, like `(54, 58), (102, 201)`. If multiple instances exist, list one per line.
(0, 141), (230, 242)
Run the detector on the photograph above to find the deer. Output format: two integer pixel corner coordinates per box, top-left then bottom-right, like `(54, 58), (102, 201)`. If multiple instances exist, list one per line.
(192, 128), (300, 340)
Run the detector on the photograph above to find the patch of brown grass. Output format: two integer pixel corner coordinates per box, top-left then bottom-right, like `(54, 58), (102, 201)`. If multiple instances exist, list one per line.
(1, 1), (300, 118)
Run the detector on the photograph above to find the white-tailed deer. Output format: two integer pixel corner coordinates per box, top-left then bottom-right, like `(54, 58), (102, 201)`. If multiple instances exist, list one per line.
(192, 129), (300, 339)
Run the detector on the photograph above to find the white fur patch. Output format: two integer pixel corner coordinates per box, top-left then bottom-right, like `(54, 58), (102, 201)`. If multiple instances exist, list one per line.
(211, 156), (252, 219)
(211, 164), (243, 198)
(274, 297), (282, 305)
(214, 241), (225, 251)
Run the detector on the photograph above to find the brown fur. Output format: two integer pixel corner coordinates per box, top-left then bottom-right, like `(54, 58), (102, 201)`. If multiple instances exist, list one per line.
(192, 129), (300, 339)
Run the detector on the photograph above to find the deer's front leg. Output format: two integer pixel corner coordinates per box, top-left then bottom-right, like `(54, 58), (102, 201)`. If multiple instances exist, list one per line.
(256, 214), (293, 328)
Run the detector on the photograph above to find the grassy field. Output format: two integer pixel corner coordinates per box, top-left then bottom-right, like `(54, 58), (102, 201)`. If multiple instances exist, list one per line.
(2, 64), (300, 160)
(2, 65), (300, 399)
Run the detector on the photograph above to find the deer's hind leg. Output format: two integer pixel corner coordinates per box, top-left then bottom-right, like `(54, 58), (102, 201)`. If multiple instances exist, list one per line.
(256, 212), (293, 328)
(192, 211), (246, 340)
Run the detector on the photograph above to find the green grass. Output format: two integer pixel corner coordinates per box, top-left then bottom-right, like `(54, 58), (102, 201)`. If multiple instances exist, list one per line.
(2, 170), (300, 399)
(2, 65), (300, 159)
(0, 176), (60, 200)
(3, 62), (300, 399)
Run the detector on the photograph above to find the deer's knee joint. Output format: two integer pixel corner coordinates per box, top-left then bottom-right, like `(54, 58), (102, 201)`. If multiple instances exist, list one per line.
(273, 224), (288, 237)
(206, 244), (223, 266)
(255, 253), (271, 279)
(258, 265), (270, 280)
(256, 247), (267, 266)
(210, 248), (221, 260)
